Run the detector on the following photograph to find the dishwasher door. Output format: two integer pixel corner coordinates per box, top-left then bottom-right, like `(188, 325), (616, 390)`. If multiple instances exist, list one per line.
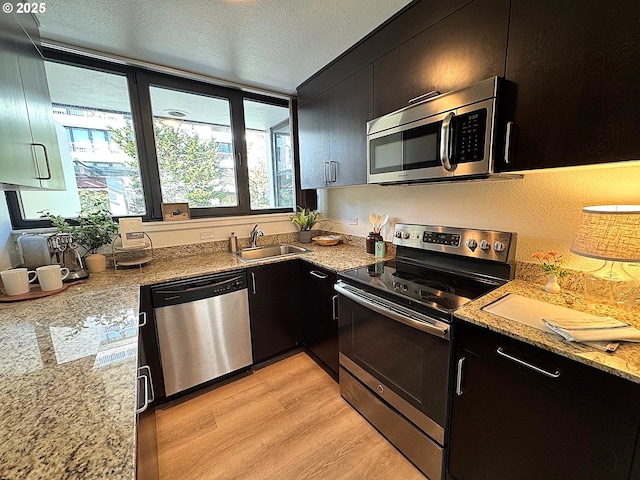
(151, 272), (252, 397)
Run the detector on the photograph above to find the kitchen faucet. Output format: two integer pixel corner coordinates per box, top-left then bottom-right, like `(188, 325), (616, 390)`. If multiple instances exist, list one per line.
(250, 224), (264, 247)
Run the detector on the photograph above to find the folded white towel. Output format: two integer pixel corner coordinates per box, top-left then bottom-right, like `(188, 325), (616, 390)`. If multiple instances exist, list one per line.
(543, 316), (640, 342)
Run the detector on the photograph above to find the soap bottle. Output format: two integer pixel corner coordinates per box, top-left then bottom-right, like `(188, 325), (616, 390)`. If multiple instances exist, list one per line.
(229, 232), (238, 253)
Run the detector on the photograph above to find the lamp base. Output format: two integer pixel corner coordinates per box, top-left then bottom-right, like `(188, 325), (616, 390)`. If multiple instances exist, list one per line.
(584, 261), (639, 309)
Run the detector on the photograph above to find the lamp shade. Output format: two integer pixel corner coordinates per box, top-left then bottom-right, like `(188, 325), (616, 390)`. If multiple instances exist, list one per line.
(570, 205), (640, 262)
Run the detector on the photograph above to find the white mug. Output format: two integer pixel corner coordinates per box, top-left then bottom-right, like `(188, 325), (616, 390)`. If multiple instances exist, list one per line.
(36, 265), (70, 292)
(1, 268), (38, 296)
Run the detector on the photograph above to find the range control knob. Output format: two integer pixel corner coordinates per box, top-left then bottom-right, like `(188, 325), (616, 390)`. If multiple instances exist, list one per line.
(402, 231), (411, 239)
(479, 240), (491, 251)
(465, 238), (478, 250)
(395, 231), (402, 238)
(493, 241), (506, 252)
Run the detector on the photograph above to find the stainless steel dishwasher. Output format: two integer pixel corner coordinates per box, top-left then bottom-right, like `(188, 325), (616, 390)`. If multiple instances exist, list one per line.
(150, 271), (253, 397)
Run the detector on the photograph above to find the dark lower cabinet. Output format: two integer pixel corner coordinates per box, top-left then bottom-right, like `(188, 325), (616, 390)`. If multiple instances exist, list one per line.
(503, 0), (640, 171)
(373, 0), (510, 118)
(299, 264), (338, 380)
(136, 286), (159, 480)
(248, 261), (300, 364)
(448, 321), (640, 480)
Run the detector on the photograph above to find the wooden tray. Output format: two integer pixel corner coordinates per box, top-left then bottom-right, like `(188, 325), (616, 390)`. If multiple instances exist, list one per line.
(0, 281), (86, 302)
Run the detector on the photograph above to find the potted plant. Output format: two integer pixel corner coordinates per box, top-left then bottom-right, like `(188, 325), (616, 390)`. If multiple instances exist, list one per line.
(290, 206), (320, 244)
(49, 204), (119, 273)
(531, 251), (570, 293)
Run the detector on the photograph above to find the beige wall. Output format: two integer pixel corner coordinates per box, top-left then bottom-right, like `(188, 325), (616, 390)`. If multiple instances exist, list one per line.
(318, 161), (640, 272)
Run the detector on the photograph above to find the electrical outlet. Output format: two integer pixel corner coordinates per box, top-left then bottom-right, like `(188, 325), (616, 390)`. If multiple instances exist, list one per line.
(347, 216), (358, 225)
(200, 231), (215, 240)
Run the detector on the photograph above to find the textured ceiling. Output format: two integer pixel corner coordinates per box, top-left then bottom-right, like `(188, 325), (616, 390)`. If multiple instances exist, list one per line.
(37, 0), (414, 96)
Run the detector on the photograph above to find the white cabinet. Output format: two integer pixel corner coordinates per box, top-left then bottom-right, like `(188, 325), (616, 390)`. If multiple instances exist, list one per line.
(0, 13), (65, 190)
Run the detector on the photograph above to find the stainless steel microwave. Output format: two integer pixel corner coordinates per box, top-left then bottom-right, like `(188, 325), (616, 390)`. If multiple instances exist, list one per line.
(367, 77), (509, 184)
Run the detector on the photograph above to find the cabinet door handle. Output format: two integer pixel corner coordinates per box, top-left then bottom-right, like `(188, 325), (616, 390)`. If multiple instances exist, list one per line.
(251, 272), (256, 295)
(504, 121), (514, 164)
(496, 347), (561, 378)
(329, 161), (337, 182)
(455, 357), (465, 396)
(136, 365), (155, 413)
(323, 162), (330, 184)
(138, 311), (147, 328)
(309, 270), (328, 279)
(332, 294), (338, 321)
(237, 152), (242, 166)
(32, 143), (52, 180)
(439, 112), (454, 172)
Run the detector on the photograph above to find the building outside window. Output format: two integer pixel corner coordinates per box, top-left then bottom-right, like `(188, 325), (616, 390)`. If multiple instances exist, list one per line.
(9, 52), (295, 226)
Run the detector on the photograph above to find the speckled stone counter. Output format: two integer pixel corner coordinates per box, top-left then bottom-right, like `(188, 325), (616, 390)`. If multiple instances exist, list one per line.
(0, 283), (139, 479)
(4, 236), (637, 479)
(455, 279), (640, 384)
(0, 241), (389, 479)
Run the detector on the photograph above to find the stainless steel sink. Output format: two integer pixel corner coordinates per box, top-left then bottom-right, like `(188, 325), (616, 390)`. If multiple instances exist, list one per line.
(232, 244), (309, 263)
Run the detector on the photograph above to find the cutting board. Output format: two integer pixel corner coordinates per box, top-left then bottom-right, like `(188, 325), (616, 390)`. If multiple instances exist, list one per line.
(482, 293), (618, 351)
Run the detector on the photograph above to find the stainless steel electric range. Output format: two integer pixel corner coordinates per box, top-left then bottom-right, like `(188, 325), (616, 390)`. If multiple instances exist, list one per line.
(335, 223), (517, 480)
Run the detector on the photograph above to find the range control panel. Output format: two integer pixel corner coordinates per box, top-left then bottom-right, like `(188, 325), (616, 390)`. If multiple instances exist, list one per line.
(393, 223), (516, 263)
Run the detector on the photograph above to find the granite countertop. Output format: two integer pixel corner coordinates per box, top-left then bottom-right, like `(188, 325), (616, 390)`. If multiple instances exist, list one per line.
(0, 241), (389, 479)
(455, 279), (640, 384)
(2, 239), (638, 478)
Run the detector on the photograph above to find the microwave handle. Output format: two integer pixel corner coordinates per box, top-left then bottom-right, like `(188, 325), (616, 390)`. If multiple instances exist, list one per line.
(439, 112), (454, 171)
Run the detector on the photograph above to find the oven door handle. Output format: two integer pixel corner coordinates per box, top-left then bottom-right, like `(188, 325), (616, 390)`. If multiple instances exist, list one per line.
(334, 283), (450, 340)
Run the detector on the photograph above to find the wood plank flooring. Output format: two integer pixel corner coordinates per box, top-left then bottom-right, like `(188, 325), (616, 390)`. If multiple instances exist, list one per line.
(156, 352), (426, 480)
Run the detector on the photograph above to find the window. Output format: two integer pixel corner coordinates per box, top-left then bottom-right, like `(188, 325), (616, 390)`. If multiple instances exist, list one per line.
(7, 50), (295, 227)
(148, 85), (238, 208)
(244, 99), (293, 209)
(17, 61), (145, 220)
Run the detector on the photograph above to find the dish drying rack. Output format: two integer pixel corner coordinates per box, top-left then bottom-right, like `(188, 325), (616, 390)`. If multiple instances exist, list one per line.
(111, 233), (154, 270)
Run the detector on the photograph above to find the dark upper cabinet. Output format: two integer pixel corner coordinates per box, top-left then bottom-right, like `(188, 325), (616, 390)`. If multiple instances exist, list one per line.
(373, 0), (510, 118)
(448, 321), (640, 480)
(298, 65), (372, 189)
(502, 0), (640, 171)
(297, 0), (470, 107)
(299, 263), (338, 380)
(0, 13), (65, 190)
(248, 261), (300, 364)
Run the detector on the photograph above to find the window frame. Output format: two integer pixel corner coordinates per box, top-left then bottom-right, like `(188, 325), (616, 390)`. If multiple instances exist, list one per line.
(6, 48), (297, 228)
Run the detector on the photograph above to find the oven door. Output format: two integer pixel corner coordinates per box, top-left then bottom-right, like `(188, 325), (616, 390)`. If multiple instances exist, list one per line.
(335, 282), (450, 445)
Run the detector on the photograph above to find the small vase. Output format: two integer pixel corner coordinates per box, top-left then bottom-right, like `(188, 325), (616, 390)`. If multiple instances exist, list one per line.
(544, 274), (561, 294)
(298, 230), (313, 244)
(85, 253), (107, 273)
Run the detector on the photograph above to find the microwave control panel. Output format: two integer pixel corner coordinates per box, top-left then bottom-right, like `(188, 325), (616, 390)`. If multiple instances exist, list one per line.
(452, 108), (487, 163)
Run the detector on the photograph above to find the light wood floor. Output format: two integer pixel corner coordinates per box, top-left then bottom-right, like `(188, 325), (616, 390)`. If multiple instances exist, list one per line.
(156, 352), (426, 480)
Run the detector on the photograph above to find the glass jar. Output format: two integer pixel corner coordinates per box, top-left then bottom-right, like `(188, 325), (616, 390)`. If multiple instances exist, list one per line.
(366, 232), (383, 254)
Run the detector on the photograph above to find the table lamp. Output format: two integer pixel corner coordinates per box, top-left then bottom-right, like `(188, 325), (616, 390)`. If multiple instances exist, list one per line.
(570, 205), (640, 308)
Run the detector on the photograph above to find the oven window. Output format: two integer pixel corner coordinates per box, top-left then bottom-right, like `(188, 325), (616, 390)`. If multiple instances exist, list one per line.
(340, 294), (450, 427)
(353, 314), (425, 402)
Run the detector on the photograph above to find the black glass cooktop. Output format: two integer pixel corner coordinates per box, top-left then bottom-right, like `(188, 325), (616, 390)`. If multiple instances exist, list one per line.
(340, 259), (503, 313)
